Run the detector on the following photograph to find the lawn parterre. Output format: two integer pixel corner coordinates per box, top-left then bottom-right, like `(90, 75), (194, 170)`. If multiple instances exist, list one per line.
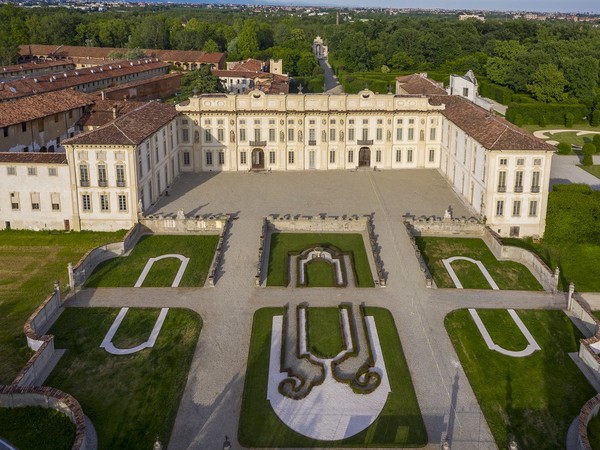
(85, 234), (219, 287)
(46, 307), (201, 450)
(445, 309), (595, 449)
(579, 164), (600, 180)
(307, 307), (345, 358)
(267, 233), (374, 287)
(0, 406), (76, 450)
(415, 237), (542, 290)
(238, 307), (427, 447)
(0, 229), (126, 384)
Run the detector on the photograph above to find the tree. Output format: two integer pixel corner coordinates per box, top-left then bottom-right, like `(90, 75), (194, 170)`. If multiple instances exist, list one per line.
(176, 66), (226, 101)
(562, 56), (599, 105)
(590, 109), (600, 127)
(527, 64), (567, 103)
(593, 134), (600, 152)
(237, 21), (259, 59)
(129, 15), (170, 49)
(203, 39), (219, 53)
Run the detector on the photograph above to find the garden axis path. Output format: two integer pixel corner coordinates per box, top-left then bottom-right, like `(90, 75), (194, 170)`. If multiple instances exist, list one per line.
(68, 170), (567, 450)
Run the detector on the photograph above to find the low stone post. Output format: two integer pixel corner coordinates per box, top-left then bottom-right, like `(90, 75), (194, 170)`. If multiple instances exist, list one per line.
(568, 282), (575, 310)
(67, 263), (74, 290)
(54, 280), (61, 305)
(552, 267), (560, 294)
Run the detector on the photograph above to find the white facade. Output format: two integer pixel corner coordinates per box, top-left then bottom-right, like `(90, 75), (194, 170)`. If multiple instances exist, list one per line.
(448, 70), (493, 112)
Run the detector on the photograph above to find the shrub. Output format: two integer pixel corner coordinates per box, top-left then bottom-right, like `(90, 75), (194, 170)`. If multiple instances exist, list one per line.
(593, 134), (600, 151)
(591, 108), (600, 126)
(479, 81), (514, 104)
(565, 112), (575, 127)
(583, 143), (597, 156)
(582, 154), (594, 166)
(514, 114), (524, 126)
(552, 184), (592, 193)
(556, 142), (571, 155)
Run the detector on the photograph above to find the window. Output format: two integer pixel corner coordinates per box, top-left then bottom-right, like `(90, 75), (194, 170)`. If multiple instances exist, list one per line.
(269, 129), (275, 142)
(362, 119), (368, 125)
(349, 119), (354, 125)
(288, 119), (294, 125)
(498, 171), (506, 192)
(430, 128), (436, 140)
(100, 194), (109, 211)
(517, 158), (525, 166)
(534, 158), (541, 166)
(500, 158), (507, 165)
(118, 194), (127, 212)
(38, 118), (44, 132)
(288, 151), (295, 164)
(496, 200), (504, 216)
(7, 166), (16, 175)
(116, 165), (125, 186)
(512, 200), (521, 216)
(48, 167), (58, 176)
(183, 151), (191, 166)
(269, 151), (275, 165)
(51, 193), (60, 211)
(98, 164), (107, 186)
(254, 128), (261, 142)
(376, 150), (382, 163)
(348, 129), (355, 141)
(31, 192), (40, 211)
(429, 149), (435, 162)
(182, 129), (189, 142)
(407, 149), (413, 163)
(240, 128), (246, 142)
(329, 150), (335, 164)
(348, 150), (354, 163)
(218, 129), (224, 142)
(204, 129), (212, 142)
(21, 123), (26, 133)
(330, 128), (336, 142)
(529, 200), (538, 217)
(82, 194), (91, 212)
(397, 118), (403, 125)
(362, 128), (369, 141)
(514, 171), (523, 192)
(462, 87), (469, 97)
(309, 128), (316, 144)
(54, 113), (59, 123)
(395, 149), (402, 162)
(376, 128), (383, 141)
(396, 128), (403, 141)
(288, 128), (294, 142)
(10, 192), (19, 210)
(309, 119), (316, 125)
(206, 151), (213, 166)
(408, 119), (414, 124)
(408, 128), (414, 140)
(531, 171), (540, 192)
(268, 119), (275, 125)
(241, 152), (247, 165)
(27, 167), (37, 176)
(218, 151), (225, 165)
(79, 164), (89, 187)
(3, 127), (8, 137)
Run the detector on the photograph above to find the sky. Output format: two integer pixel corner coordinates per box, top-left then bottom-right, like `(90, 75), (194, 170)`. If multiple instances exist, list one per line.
(199, 0), (600, 13)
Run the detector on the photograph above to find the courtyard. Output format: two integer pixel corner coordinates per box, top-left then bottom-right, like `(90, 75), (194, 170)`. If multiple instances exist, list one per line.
(6, 169), (575, 450)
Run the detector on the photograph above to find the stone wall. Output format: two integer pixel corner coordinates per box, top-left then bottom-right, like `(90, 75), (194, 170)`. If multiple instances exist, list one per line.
(404, 215), (557, 292)
(69, 242), (125, 288)
(0, 385), (92, 450)
(140, 211), (229, 233)
(576, 393), (600, 450)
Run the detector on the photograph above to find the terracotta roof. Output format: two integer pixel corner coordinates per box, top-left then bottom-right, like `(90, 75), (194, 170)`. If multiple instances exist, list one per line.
(19, 44), (224, 65)
(101, 72), (182, 93)
(64, 102), (178, 146)
(231, 59), (264, 72)
(0, 152), (67, 164)
(0, 60), (169, 101)
(213, 70), (258, 78)
(396, 73), (447, 96)
(2, 59), (75, 75)
(430, 95), (555, 151)
(78, 99), (146, 128)
(0, 90), (96, 128)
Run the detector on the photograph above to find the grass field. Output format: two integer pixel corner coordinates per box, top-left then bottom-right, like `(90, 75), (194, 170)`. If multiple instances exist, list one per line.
(415, 237), (542, 290)
(579, 165), (600, 180)
(238, 307), (427, 447)
(46, 307), (201, 450)
(85, 235), (219, 287)
(0, 406), (76, 450)
(267, 233), (374, 287)
(304, 260), (337, 287)
(446, 309), (595, 449)
(587, 413), (600, 450)
(522, 124), (600, 133)
(307, 307), (344, 358)
(0, 229), (126, 384)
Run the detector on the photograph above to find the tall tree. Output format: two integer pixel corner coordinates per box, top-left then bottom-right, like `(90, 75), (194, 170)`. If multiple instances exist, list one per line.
(527, 64), (567, 103)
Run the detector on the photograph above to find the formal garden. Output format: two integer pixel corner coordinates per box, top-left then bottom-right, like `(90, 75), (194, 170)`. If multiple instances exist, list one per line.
(414, 237), (542, 290)
(238, 306), (427, 447)
(84, 234), (219, 288)
(266, 233), (374, 287)
(46, 307), (201, 450)
(446, 309), (595, 449)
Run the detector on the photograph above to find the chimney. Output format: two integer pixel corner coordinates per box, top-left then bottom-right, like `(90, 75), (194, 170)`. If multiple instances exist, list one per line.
(112, 105), (118, 119)
(101, 90), (106, 100)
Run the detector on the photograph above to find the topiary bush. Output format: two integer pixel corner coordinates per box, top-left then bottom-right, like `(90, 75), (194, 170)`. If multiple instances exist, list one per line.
(590, 108), (600, 127)
(583, 143), (596, 156)
(582, 154), (594, 165)
(556, 142), (571, 155)
(513, 114), (524, 126)
(593, 134), (600, 152)
(565, 112), (575, 127)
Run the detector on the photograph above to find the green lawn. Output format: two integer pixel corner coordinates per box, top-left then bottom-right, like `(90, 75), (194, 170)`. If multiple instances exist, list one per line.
(503, 238), (600, 292)
(579, 165), (600, 180)
(238, 307), (427, 447)
(523, 124), (600, 133)
(587, 413), (600, 450)
(551, 131), (595, 147)
(415, 237), (542, 290)
(267, 233), (374, 287)
(85, 234), (219, 287)
(305, 260), (337, 287)
(307, 307), (344, 358)
(0, 406), (76, 450)
(46, 307), (201, 450)
(446, 309), (595, 449)
(0, 229), (126, 384)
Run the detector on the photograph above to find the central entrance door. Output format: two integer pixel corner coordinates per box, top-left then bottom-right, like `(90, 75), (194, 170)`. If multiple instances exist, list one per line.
(358, 147), (371, 167)
(251, 149), (265, 170)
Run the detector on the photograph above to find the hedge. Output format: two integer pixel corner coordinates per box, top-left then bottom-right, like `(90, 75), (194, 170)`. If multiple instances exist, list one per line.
(506, 103), (589, 126)
(479, 80), (514, 105)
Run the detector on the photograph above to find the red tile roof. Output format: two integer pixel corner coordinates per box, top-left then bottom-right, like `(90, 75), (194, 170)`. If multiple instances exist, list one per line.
(396, 73), (447, 96)
(2, 59), (75, 75)
(78, 99), (146, 128)
(0, 152), (67, 164)
(64, 102), (178, 146)
(101, 72), (182, 93)
(0, 90), (96, 128)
